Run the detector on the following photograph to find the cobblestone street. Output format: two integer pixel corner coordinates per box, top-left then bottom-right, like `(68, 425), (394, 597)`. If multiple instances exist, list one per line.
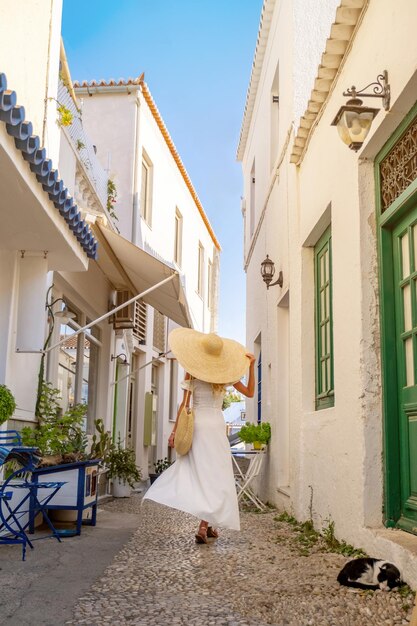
(66, 495), (415, 626)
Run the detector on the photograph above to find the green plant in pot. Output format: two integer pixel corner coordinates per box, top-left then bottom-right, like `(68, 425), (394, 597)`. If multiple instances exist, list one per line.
(107, 435), (142, 497)
(149, 457), (172, 484)
(0, 384), (17, 426)
(21, 382), (88, 465)
(238, 422), (271, 449)
(89, 418), (113, 466)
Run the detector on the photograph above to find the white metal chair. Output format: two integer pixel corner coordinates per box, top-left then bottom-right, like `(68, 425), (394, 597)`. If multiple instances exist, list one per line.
(231, 449), (266, 511)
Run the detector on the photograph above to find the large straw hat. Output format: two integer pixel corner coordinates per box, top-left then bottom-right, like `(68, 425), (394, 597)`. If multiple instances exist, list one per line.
(168, 328), (249, 384)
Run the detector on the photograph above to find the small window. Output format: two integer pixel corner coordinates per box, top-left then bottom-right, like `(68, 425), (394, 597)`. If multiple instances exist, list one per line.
(197, 242), (204, 296)
(174, 208), (182, 267)
(250, 160), (256, 237)
(315, 227), (334, 410)
(140, 151), (153, 226)
(270, 63), (280, 169)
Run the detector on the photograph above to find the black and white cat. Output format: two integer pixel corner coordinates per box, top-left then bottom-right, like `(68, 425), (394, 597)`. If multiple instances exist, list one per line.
(337, 558), (403, 591)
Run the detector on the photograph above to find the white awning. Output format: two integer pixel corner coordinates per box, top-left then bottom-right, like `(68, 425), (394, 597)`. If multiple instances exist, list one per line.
(95, 223), (192, 328)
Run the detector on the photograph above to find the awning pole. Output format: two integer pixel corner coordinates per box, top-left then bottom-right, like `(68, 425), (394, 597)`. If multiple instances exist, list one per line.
(44, 273), (177, 353)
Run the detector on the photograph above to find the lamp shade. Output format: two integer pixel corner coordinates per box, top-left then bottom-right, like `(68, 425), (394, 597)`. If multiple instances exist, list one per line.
(261, 255), (275, 280)
(331, 103), (379, 152)
(54, 304), (76, 325)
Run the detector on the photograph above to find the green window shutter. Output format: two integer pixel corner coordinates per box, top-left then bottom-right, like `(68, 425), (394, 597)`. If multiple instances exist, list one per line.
(143, 392), (154, 446)
(315, 227), (335, 410)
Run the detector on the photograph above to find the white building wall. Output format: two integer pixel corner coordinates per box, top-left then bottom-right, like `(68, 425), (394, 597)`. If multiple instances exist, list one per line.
(78, 93), (137, 240)
(241, 0), (297, 509)
(74, 82), (220, 477)
(0, 0), (62, 163)
(240, 0), (417, 586)
(78, 87), (217, 333)
(0, 0), (92, 428)
(294, 1), (417, 586)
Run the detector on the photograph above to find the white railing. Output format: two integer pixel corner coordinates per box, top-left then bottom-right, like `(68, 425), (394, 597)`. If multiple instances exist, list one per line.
(57, 81), (108, 208)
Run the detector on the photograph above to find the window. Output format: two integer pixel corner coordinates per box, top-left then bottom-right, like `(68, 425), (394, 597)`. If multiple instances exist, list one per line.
(250, 160), (256, 237)
(174, 208), (183, 266)
(140, 151), (153, 225)
(270, 63), (280, 169)
(207, 259), (213, 309)
(132, 299), (147, 343)
(57, 307), (101, 433)
(197, 242), (204, 296)
(315, 227), (334, 409)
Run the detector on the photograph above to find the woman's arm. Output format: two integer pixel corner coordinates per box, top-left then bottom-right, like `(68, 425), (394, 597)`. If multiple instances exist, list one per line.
(168, 372), (192, 448)
(233, 353), (256, 398)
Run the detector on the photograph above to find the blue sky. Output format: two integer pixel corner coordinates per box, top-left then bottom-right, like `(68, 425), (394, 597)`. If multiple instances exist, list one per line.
(62, 0), (263, 345)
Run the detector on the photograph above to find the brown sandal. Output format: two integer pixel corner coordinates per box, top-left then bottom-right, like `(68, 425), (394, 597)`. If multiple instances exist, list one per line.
(207, 526), (219, 538)
(195, 530), (208, 544)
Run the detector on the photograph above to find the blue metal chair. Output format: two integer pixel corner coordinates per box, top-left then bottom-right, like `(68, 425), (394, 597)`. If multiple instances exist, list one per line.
(0, 431), (65, 560)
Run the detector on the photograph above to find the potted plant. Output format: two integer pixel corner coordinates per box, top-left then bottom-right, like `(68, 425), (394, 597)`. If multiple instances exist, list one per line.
(0, 384), (16, 425)
(21, 382), (88, 465)
(149, 457), (172, 484)
(20, 382), (102, 531)
(238, 422), (271, 449)
(89, 418), (114, 498)
(107, 436), (142, 497)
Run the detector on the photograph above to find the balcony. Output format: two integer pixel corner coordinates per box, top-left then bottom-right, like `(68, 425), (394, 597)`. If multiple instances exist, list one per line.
(57, 80), (108, 213)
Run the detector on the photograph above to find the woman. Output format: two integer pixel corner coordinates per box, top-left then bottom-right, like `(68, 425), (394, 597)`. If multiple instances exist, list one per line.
(143, 329), (256, 543)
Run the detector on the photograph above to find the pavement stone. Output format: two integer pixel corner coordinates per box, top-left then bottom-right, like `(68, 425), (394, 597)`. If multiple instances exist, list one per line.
(0, 506), (140, 626)
(0, 489), (413, 625)
(64, 494), (415, 625)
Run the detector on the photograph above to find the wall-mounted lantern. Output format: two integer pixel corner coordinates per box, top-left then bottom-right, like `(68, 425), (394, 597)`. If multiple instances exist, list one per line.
(331, 70), (390, 152)
(261, 255), (283, 289)
(111, 353), (129, 365)
(45, 286), (76, 326)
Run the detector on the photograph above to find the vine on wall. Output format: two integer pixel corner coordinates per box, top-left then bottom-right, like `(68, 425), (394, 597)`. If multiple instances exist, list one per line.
(107, 178), (119, 223)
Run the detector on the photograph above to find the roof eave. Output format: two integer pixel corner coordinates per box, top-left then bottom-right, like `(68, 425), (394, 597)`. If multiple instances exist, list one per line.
(236, 0), (276, 162)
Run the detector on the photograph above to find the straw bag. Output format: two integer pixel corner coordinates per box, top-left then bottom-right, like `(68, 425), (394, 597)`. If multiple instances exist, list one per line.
(174, 382), (194, 456)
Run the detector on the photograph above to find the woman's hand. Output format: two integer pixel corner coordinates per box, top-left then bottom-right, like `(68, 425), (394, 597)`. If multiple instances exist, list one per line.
(168, 431), (175, 448)
(246, 352), (256, 365)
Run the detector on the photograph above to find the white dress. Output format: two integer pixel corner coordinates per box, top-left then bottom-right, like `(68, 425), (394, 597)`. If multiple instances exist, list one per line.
(143, 379), (240, 530)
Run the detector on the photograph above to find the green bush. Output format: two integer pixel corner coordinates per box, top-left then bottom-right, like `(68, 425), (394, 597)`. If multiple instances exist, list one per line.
(21, 381), (87, 459)
(154, 458), (172, 474)
(89, 418), (113, 464)
(0, 385), (16, 425)
(107, 436), (142, 487)
(238, 421), (271, 445)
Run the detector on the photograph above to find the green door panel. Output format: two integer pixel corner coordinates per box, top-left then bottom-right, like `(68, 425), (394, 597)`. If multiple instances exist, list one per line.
(392, 211), (417, 531)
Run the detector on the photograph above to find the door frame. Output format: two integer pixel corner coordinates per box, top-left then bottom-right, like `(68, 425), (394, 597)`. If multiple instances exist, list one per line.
(376, 100), (417, 527)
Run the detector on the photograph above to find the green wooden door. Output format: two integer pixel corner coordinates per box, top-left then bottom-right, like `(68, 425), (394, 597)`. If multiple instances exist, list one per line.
(393, 209), (417, 532)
